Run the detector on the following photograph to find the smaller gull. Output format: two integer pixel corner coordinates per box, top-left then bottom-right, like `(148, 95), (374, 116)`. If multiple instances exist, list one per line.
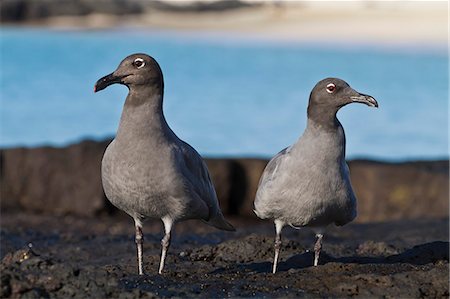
(254, 78), (378, 273)
(94, 53), (235, 275)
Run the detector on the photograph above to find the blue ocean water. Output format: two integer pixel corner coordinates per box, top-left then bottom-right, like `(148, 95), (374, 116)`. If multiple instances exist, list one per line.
(0, 28), (448, 160)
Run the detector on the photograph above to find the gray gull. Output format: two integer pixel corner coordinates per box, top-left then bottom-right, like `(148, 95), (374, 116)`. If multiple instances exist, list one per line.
(94, 53), (235, 275)
(254, 78), (378, 273)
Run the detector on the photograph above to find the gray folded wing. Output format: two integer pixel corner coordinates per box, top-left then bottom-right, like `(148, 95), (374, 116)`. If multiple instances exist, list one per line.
(175, 141), (221, 218)
(254, 146), (292, 219)
(257, 146), (291, 189)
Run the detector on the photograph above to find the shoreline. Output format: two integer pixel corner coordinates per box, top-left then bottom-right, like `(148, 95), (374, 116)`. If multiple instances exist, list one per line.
(1, 138), (448, 163)
(2, 2), (447, 49)
(3, 25), (448, 55)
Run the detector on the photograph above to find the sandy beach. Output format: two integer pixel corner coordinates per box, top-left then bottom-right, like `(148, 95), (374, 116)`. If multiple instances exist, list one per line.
(6, 1), (448, 48)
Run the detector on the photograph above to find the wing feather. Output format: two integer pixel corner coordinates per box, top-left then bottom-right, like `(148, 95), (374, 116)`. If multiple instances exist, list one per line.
(175, 141), (219, 214)
(257, 146), (291, 189)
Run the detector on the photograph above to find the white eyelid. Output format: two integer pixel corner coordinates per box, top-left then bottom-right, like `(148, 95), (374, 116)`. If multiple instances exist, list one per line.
(326, 83), (335, 94)
(134, 58), (145, 68)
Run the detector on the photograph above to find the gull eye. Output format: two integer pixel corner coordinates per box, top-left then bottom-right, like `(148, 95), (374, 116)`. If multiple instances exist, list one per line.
(133, 58), (145, 69)
(326, 83), (336, 94)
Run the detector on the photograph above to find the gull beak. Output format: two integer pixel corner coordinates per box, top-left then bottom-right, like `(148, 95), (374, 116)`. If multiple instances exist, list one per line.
(94, 72), (124, 93)
(350, 93), (379, 108)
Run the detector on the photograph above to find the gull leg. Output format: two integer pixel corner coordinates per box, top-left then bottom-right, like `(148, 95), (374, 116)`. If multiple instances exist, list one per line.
(272, 219), (284, 274)
(313, 233), (323, 267)
(158, 216), (173, 274)
(134, 220), (144, 275)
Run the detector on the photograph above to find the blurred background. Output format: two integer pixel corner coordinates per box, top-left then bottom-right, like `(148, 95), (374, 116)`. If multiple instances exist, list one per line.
(0, 0), (448, 221)
(0, 1), (449, 297)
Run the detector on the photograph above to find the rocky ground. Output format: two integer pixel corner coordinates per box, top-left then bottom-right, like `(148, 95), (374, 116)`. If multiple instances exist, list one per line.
(1, 140), (449, 298)
(1, 212), (448, 298)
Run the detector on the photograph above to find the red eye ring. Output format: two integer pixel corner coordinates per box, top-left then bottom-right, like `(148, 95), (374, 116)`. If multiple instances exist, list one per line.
(326, 83), (336, 93)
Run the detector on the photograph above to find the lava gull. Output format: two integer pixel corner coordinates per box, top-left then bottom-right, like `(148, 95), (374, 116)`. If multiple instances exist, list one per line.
(94, 53), (235, 275)
(254, 78), (378, 273)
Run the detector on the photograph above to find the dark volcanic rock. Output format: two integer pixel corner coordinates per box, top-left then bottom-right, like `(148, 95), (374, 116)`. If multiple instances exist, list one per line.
(151, 0), (257, 13)
(0, 140), (111, 215)
(1, 139), (448, 222)
(0, 213), (448, 298)
(206, 158), (267, 216)
(349, 159), (449, 222)
(0, 0), (143, 22)
(0, 0), (258, 23)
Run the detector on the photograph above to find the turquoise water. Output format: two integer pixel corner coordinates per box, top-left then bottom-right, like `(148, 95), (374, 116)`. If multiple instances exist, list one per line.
(1, 28), (448, 160)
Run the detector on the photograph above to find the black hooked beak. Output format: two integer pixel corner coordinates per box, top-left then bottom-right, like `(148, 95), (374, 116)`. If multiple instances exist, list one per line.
(94, 73), (127, 93)
(350, 93), (379, 108)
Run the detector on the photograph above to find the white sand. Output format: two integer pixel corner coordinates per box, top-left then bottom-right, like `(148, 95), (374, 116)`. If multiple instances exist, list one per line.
(41, 1), (448, 48)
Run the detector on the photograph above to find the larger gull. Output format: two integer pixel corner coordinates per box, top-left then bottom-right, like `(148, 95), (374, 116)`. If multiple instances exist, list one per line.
(94, 53), (235, 275)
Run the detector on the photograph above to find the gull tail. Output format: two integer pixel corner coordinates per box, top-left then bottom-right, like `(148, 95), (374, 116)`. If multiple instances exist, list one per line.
(207, 214), (236, 232)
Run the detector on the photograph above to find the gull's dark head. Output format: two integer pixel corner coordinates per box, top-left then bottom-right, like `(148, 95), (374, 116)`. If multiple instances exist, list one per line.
(94, 53), (163, 93)
(309, 78), (378, 110)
